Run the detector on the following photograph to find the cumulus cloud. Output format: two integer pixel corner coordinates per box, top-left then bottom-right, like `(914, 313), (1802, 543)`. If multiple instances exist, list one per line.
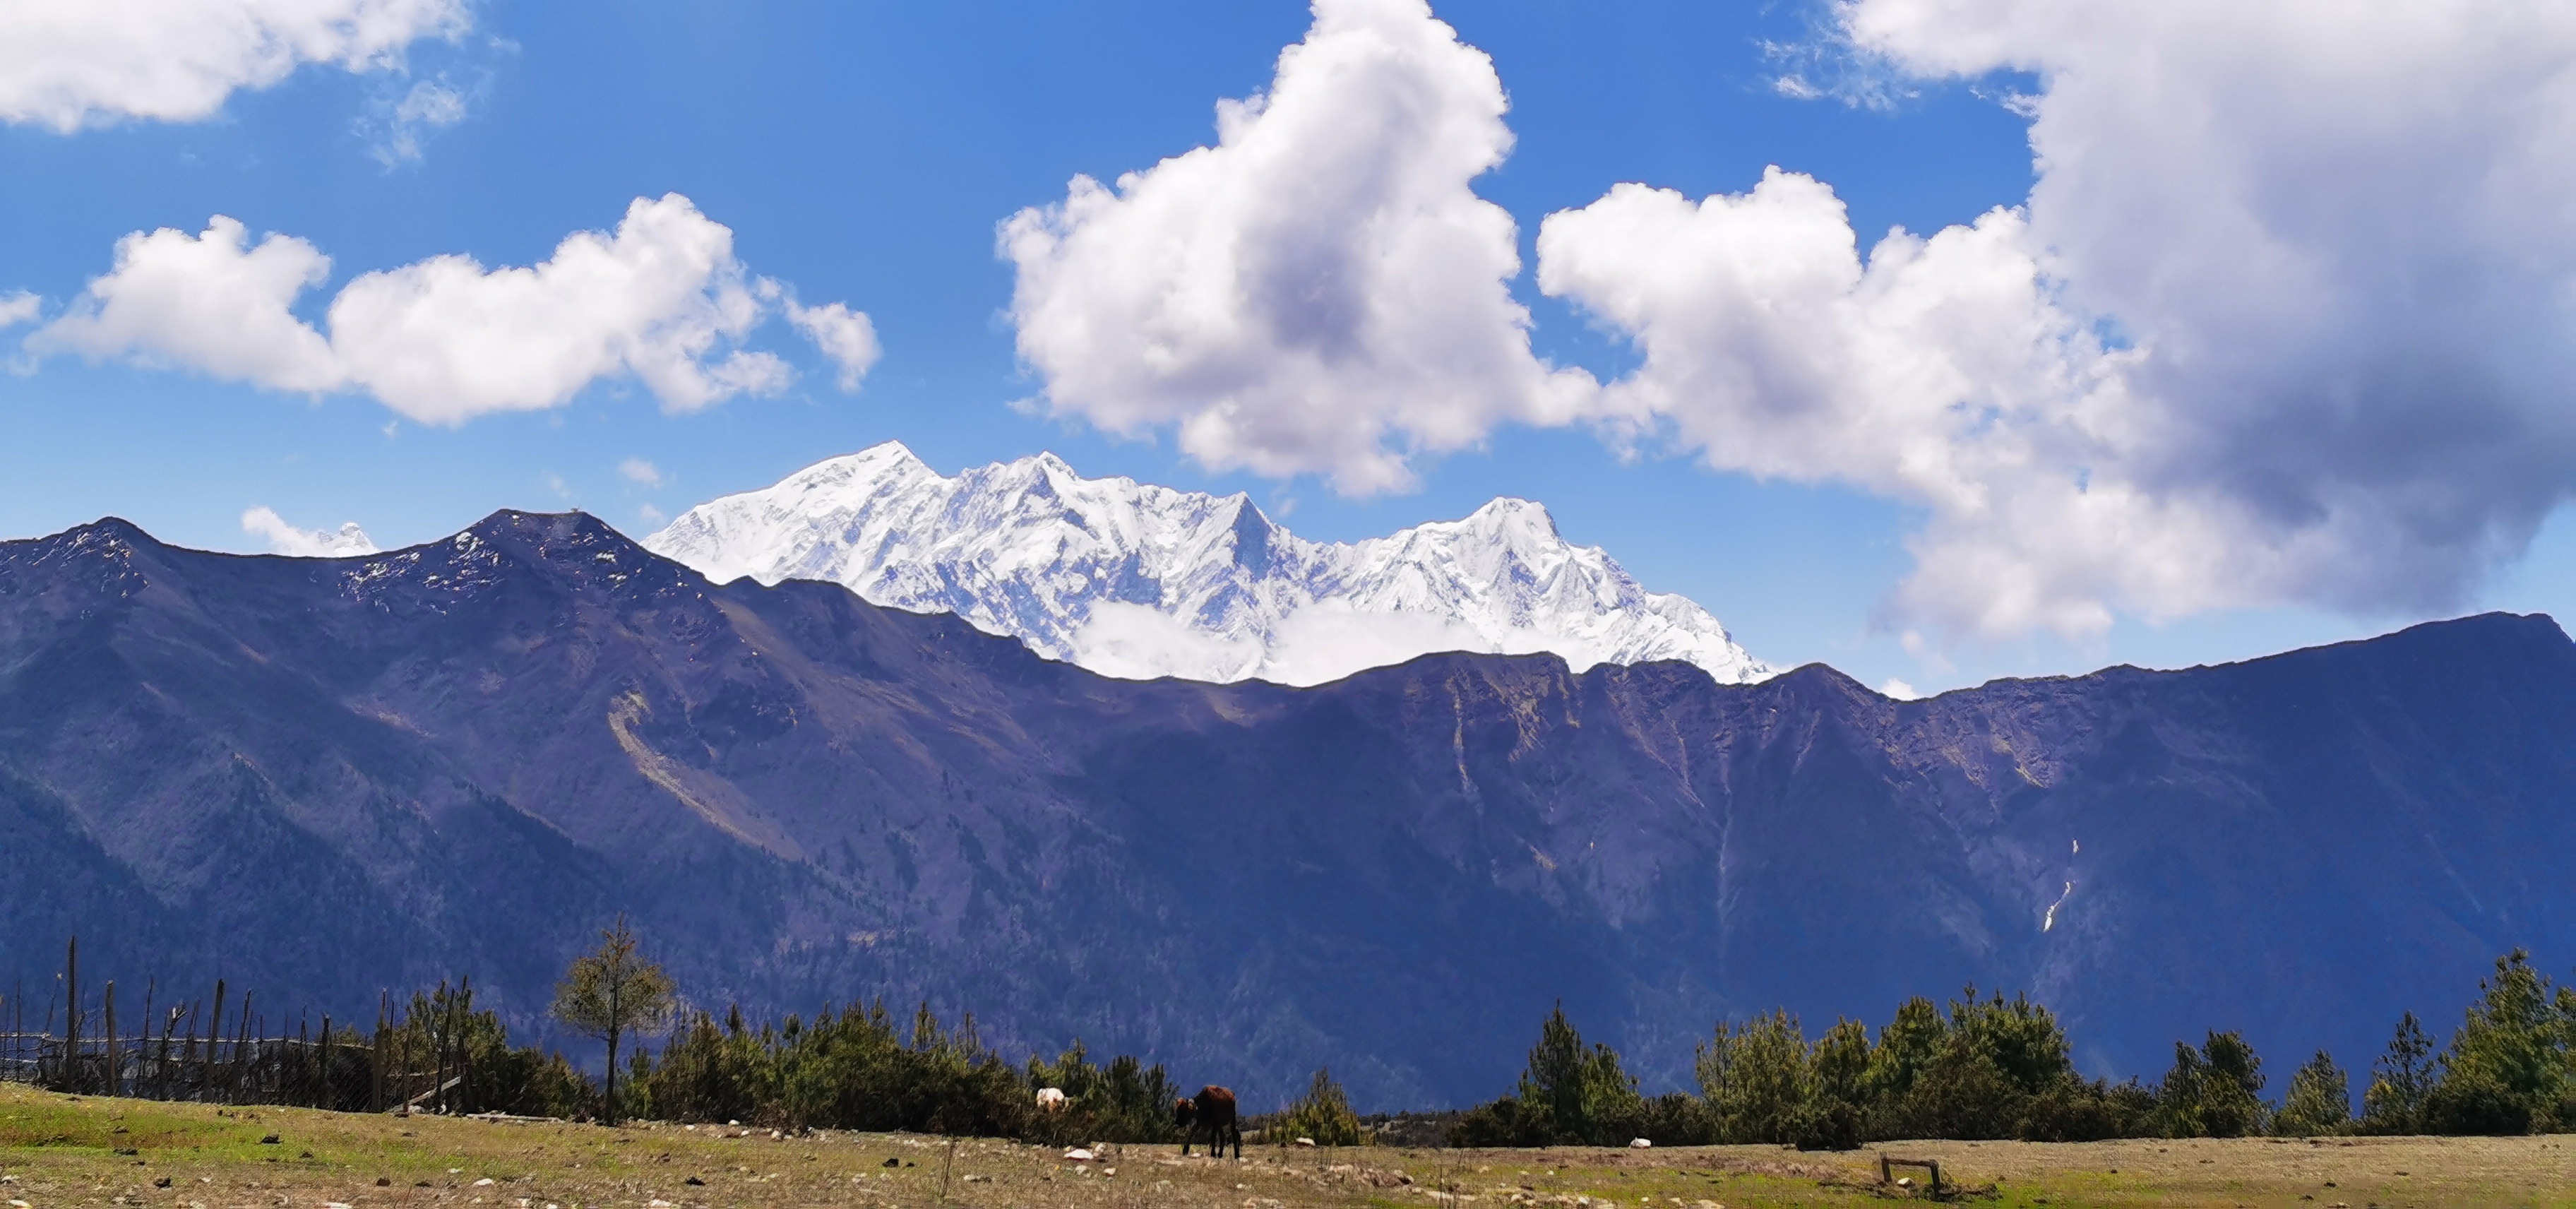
(326, 194), (792, 419)
(0, 292), (40, 329)
(29, 217), (345, 391)
(23, 194), (872, 424)
(1000, 0), (1594, 495)
(618, 457), (664, 487)
(785, 299), (881, 391)
(1537, 172), (2170, 638)
(1538, 1), (2576, 640)
(995, 0), (2576, 642)
(0, 0), (467, 131)
(241, 506), (379, 557)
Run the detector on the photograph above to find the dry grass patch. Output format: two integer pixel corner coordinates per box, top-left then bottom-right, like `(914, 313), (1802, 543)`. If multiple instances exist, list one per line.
(6, 1085), (2576, 1208)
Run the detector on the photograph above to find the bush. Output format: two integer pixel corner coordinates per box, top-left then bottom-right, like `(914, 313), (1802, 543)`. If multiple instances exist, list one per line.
(1789, 1098), (1863, 1150)
(2017, 1078), (2149, 1143)
(1270, 1068), (1366, 1147)
(627, 1001), (1173, 1141)
(1882, 1034), (2027, 1140)
(631, 1007), (768, 1125)
(378, 981), (595, 1119)
(2422, 1068), (2533, 1136)
(1629, 1092), (1718, 1147)
(1025, 1042), (1180, 1145)
(2157, 1032), (2266, 1138)
(1447, 1092), (1552, 1148)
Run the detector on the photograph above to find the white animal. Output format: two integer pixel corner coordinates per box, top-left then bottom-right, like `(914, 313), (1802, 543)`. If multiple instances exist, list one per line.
(1036, 1087), (1068, 1112)
(1628, 1138), (1653, 1149)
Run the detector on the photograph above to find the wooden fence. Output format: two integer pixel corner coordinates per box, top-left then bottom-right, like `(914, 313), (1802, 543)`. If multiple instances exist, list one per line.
(0, 937), (489, 1114)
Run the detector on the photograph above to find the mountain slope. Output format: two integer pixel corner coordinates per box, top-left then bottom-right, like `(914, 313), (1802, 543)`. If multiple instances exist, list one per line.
(2, 512), (2572, 1107)
(640, 443), (1771, 686)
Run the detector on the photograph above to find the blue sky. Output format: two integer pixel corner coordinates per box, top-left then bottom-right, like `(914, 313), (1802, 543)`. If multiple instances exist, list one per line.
(6, 0), (2572, 694)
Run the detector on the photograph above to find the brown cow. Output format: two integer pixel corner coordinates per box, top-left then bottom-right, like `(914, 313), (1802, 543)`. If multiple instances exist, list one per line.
(1174, 1085), (1241, 1157)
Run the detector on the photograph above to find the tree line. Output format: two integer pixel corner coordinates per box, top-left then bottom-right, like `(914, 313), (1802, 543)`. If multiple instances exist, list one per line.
(1453, 949), (2576, 1148)
(19, 922), (2570, 1148)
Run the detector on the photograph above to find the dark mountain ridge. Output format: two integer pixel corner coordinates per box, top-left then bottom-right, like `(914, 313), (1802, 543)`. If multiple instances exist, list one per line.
(2, 510), (2571, 1107)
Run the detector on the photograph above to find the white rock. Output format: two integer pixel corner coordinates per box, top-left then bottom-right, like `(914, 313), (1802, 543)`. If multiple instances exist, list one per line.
(1295, 1136), (1318, 1148)
(646, 443), (1772, 688)
(1065, 1148), (1095, 1162)
(1628, 1138), (1652, 1149)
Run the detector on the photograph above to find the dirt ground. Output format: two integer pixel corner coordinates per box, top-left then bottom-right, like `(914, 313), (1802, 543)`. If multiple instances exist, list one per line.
(4, 1083), (2575, 1208)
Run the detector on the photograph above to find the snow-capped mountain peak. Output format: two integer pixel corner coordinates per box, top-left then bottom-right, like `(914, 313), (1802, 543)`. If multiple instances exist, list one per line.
(643, 443), (1772, 687)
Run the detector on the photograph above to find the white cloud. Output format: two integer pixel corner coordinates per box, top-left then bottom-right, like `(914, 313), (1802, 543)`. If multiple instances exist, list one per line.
(241, 506), (378, 557)
(23, 194), (869, 424)
(999, 0), (1594, 495)
(619, 457), (664, 487)
(636, 502), (666, 527)
(1535, 1), (2576, 641)
(785, 300), (880, 391)
(1067, 602), (1263, 682)
(366, 75), (470, 167)
(0, 0), (467, 131)
(1878, 678), (1921, 701)
(327, 194), (792, 420)
(1537, 171), (2171, 640)
(28, 217), (345, 391)
(1067, 598), (1515, 685)
(1258, 602), (1498, 686)
(0, 292), (39, 329)
(991, 0), (2576, 643)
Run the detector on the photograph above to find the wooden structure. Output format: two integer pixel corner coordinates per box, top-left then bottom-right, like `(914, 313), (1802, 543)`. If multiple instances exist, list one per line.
(1879, 1153), (1945, 1194)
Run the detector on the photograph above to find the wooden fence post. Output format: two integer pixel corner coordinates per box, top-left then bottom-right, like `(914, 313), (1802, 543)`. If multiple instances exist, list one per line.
(102, 981), (117, 1097)
(373, 992), (388, 1114)
(62, 937), (78, 1093)
(205, 981), (227, 1104)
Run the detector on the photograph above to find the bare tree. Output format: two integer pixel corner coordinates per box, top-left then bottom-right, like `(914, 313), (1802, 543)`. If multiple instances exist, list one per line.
(550, 916), (676, 1126)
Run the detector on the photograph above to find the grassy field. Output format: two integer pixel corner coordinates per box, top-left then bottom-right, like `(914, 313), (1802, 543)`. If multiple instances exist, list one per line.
(4, 1083), (2575, 1208)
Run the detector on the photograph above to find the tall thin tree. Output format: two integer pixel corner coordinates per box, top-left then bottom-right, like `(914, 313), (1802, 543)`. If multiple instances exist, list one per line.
(550, 916), (676, 1126)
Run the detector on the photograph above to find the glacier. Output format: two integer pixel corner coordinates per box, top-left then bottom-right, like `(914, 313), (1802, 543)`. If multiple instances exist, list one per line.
(642, 441), (1773, 687)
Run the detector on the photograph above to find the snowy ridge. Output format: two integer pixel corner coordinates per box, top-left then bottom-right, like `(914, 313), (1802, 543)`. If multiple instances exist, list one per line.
(643, 442), (1773, 686)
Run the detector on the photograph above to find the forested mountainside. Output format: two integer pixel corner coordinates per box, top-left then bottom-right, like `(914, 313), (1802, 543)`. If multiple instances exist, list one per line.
(3, 510), (2570, 1107)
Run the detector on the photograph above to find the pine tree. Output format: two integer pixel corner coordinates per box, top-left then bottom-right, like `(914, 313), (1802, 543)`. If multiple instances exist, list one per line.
(1861, 996), (1948, 1106)
(1517, 1003), (1641, 1145)
(1273, 1067), (1365, 1147)
(2423, 949), (2568, 1134)
(2198, 1031), (2267, 1138)
(2360, 1012), (2434, 1134)
(2158, 1040), (2209, 1136)
(1697, 1011), (1809, 1143)
(2273, 1050), (2351, 1136)
(550, 916), (677, 1126)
